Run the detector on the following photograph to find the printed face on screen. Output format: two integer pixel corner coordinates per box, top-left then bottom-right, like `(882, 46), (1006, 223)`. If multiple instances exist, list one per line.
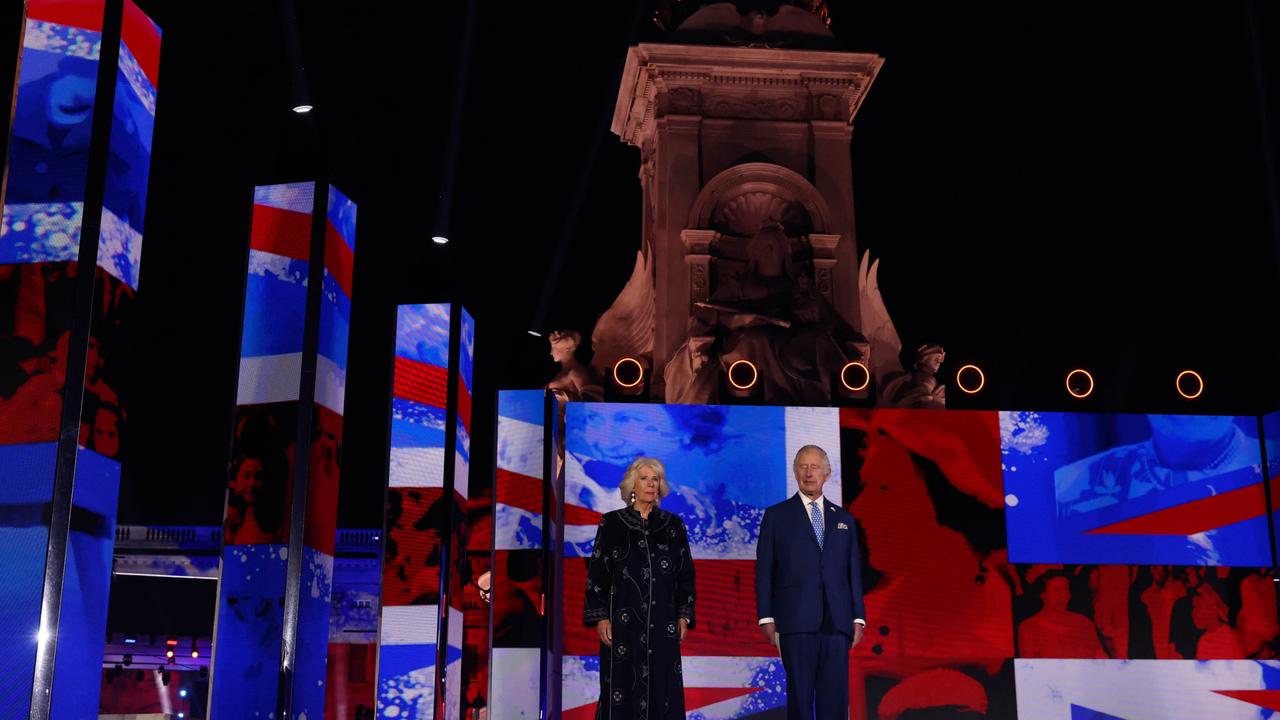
(47, 62), (96, 127)
(1003, 411), (1273, 566)
(577, 405), (682, 465)
(92, 405), (120, 456)
(1041, 576), (1070, 612)
(1146, 414), (1236, 446)
(232, 457), (264, 504)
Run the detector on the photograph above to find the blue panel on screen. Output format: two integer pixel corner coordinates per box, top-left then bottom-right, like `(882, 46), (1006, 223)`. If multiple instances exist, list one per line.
(391, 400), (448, 451)
(317, 271), (350, 371)
(326, 185), (356, 251)
(0, 442), (58, 720)
(50, 448), (120, 719)
(563, 404), (830, 558)
(459, 307), (474, 395)
(315, 269), (350, 415)
(499, 389), (545, 429)
(1002, 411), (1273, 565)
(240, 251), (308, 357)
(2, 17), (103, 264)
(97, 37), (156, 290)
(210, 544), (287, 717)
(395, 304), (451, 368)
(4, 37), (100, 203)
(294, 547), (334, 720)
(378, 644), (436, 719)
(1265, 411), (1280, 566)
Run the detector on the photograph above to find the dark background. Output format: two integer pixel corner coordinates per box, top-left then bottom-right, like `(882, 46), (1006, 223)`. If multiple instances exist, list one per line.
(4, 1), (1279, 537)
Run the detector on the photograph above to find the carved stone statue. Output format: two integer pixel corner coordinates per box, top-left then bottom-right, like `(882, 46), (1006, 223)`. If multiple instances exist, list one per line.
(665, 221), (867, 404)
(545, 329), (603, 401)
(881, 343), (947, 409)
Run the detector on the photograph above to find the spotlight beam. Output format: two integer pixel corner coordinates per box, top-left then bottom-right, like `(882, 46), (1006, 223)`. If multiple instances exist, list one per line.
(528, 0), (651, 334)
(433, 0), (479, 241)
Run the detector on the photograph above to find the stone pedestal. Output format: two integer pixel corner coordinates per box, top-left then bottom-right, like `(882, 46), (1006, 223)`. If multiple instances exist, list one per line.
(612, 42), (882, 397)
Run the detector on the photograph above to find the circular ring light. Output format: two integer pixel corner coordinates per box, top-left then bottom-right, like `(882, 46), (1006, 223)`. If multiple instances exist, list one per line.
(727, 359), (759, 391)
(956, 364), (985, 394)
(1176, 370), (1204, 400)
(1066, 369), (1094, 399)
(612, 357), (644, 389)
(840, 361), (871, 392)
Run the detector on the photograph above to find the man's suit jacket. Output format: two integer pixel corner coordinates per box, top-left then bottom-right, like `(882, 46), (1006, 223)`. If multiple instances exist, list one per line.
(756, 493), (866, 638)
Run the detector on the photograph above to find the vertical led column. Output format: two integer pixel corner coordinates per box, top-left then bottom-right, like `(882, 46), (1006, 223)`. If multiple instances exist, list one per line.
(208, 182), (357, 719)
(0, 1), (160, 717)
(489, 390), (548, 718)
(378, 303), (472, 720)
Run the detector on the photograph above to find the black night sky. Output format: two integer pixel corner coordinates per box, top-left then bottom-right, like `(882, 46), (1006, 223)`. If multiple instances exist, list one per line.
(5, 1), (1278, 537)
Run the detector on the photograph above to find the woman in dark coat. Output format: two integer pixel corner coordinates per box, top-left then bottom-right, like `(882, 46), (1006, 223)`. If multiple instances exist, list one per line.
(584, 457), (696, 720)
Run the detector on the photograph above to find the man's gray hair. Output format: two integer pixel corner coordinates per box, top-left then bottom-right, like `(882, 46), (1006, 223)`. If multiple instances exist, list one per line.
(793, 444), (831, 472)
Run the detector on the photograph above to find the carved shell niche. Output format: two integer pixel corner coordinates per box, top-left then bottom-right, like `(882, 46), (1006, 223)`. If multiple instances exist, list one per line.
(711, 188), (813, 237)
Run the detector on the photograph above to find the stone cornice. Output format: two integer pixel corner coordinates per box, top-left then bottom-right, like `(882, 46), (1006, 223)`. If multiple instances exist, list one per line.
(613, 42), (883, 147)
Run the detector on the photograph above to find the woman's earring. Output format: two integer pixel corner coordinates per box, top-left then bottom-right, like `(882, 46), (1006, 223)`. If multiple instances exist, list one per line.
(629, 491), (637, 505)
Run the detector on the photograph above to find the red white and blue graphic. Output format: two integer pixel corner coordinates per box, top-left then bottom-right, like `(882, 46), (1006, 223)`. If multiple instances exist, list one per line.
(1, 0), (104, 266)
(388, 304), (451, 489)
(238, 183), (314, 406)
(380, 303), (457, 719)
(379, 605), (440, 719)
(1264, 411), (1280, 565)
(495, 390), (545, 553)
(1015, 659), (1280, 719)
(561, 403), (840, 719)
(96, 0), (160, 290)
(317, 184), (355, 415)
(491, 390), (545, 719)
(1002, 412), (1274, 566)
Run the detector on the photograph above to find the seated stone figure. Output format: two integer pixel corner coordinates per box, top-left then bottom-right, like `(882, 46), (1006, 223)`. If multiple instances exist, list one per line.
(665, 221), (866, 404)
(545, 329), (603, 401)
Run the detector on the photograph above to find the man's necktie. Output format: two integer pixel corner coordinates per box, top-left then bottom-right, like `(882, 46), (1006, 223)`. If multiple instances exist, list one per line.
(810, 500), (824, 548)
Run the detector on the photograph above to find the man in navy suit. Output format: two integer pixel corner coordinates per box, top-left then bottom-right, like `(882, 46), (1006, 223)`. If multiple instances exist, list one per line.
(756, 444), (866, 719)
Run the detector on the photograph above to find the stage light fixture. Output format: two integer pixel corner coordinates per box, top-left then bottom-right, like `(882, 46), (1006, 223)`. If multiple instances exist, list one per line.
(191, 637), (199, 659)
(123, 635), (137, 645)
(727, 359), (758, 391)
(292, 104), (313, 114)
(527, 330), (541, 338)
(839, 361), (871, 393)
(179, 689), (188, 698)
(612, 357), (644, 389)
(123, 654), (132, 667)
(1066, 369), (1094, 399)
(1176, 369), (1204, 399)
(161, 669), (170, 686)
(431, 235), (449, 245)
(956, 364), (985, 394)
(199, 667), (208, 680)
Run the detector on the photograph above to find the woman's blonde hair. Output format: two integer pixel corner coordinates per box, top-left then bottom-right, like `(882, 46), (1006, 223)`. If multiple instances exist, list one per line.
(619, 457), (670, 505)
